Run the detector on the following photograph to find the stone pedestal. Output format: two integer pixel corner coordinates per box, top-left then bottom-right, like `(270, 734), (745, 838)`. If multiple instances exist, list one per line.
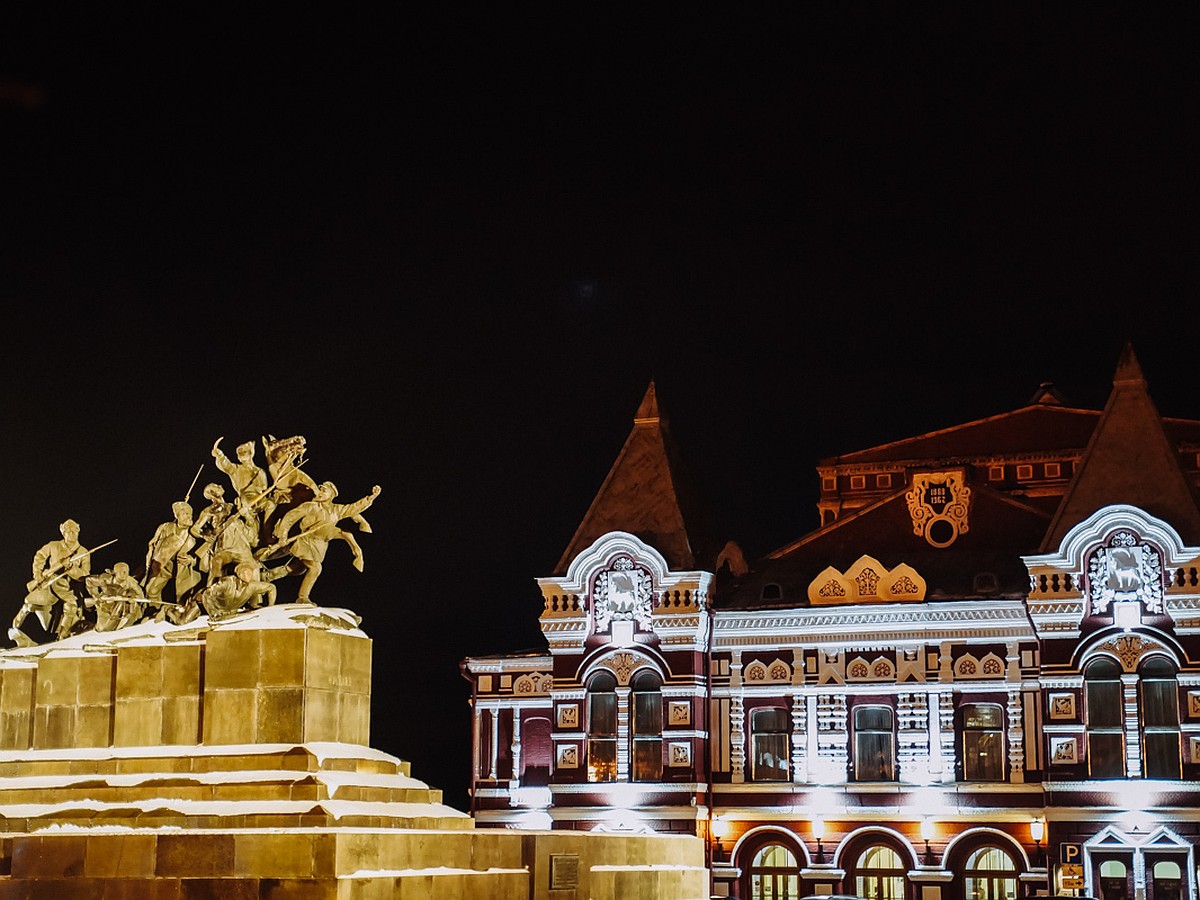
(0, 605), (704, 897)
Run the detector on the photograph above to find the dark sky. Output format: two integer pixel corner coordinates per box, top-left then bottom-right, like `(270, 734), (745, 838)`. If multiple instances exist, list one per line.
(2, 9), (1199, 808)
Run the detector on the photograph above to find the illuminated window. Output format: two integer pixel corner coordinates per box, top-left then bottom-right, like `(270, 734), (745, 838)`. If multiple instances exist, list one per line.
(963, 846), (1016, 900)
(989, 465), (1004, 481)
(749, 843), (798, 900)
(853, 844), (905, 900)
(850, 475), (866, 490)
(631, 671), (662, 782)
(751, 708), (790, 781)
(960, 703), (1004, 781)
(1045, 462), (1061, 478)
(853, 705), (895, 781)
(822, 475), (837, 492)
(1085, 658), (1125, 778)
(1016, 464), (1033, 480)
(1140, 657), (1181, 779)
(587, 672), (618, 782)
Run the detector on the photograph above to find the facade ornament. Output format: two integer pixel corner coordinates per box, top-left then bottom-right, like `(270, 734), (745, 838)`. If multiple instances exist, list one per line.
(1094, 634), (1156, 672)
(591, 555), (653, 633)
(1086, 530), (1164, 614)
(906, 470), (971, 548)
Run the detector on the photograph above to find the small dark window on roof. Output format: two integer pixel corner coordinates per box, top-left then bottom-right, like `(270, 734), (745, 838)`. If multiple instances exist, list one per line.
(760, 583), (782, 601)
(973, 572), (999, 594)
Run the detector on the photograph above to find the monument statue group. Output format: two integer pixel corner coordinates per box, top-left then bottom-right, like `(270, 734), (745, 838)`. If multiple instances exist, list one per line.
(9, 434), (381, 647)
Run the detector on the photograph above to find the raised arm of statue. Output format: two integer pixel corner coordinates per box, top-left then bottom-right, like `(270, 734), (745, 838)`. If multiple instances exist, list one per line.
(336, 485), (382, 523)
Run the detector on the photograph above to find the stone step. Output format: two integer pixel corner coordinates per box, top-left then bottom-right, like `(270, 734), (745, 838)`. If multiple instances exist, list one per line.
(0, 769), (443, 806)
(0, 741), (410, 779)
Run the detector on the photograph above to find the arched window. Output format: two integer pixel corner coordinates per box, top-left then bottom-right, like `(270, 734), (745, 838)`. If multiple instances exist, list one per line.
(748, 843), (798, 900)
(853, 844), (905, 900)
(1151, 860), (1182, 900)
(631, 671), (662, 782)
(1085, 657), (1125, 778)
(751, 707), (790, 781)
(853, 705), (895, 781)
(587, 672), (618, 782)
(963, 846), (1017, 900)
(521, 716), (551, 786)
(961, 703), (1004, 781)
(1098, 859), (1129, 900)
(1140, 657), (1181, 779)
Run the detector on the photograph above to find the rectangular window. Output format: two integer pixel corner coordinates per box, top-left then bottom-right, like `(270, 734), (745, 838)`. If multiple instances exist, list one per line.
(822, 475), (837, 491)
(751, 708), (790, 781)
(1142, 670), (1181, 779)
(632, 691), (662, 781)
(876, 473), (892, 488)
(989, 465), (1005, 481)
(962, 704), (1004, 781)
(1016, 464), (1033, 480)
(853, 706), (895, 781)
(1045, 462), (1061, 478)
(850, 475), (866, 490)
(1086, 665), (1125, 778)
(588, 692), (617, 782)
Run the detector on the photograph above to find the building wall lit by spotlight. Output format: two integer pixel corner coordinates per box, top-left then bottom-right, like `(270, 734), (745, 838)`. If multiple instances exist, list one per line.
(462, 350), (1200, 900)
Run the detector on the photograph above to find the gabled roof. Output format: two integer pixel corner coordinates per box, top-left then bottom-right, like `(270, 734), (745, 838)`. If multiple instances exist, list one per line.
(823, 404), (1101, 466)
(724, 480), (1051, 608)
(554, 382), (719, 575)
(1040, 344), (1200, 551)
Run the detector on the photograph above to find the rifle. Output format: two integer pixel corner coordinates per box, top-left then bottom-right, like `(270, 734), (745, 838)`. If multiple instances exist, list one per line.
(26, 539), (119, 594)
(184, 465), (204, 504)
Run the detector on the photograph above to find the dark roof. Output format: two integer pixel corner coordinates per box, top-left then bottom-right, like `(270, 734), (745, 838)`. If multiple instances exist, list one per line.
(555, 382), (720, 574)
(724, 482), (1050, 609)
(1041, 344), (1200, 550)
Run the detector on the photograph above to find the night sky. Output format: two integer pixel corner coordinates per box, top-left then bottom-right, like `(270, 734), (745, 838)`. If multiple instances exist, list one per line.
(2, 9), (1199, 809)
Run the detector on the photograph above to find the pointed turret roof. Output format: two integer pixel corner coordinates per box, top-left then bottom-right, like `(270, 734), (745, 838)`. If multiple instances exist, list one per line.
(554, 381), (718, 574)
(1040, 344), (1200, 550)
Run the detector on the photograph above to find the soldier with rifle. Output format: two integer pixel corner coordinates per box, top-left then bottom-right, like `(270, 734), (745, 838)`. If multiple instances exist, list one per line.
(10, 521), (115, 646)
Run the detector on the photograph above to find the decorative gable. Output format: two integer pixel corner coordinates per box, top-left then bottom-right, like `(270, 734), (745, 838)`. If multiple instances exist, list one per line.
(807, 556), (926, 605)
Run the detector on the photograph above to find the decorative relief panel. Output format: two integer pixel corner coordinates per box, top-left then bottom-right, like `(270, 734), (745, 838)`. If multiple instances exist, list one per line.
(745, 659), (791, 683)
(1048, 693), (1076, 720)
(953, 653), (1003, 679)
(668, 701), (690, 727)
(591, 555), (653, 633)
(556, 745), (579, 769)
(807, 556), (926, 605)
(906, 470), (971, 548)
(1049, 736), (1078, 765)
(596, 650), (655, 685)
(847, 655), (896, 682)
(668, 741), (692, 767)
(1086, 530), (1164, 614)
(556, 704), (579, 729)
(1093, 634), (1164, 672)
(1188, 691), (1200, 718)
(513, 673), (553, 695)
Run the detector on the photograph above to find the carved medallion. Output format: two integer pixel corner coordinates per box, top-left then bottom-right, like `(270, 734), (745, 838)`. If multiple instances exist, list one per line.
(906, 471), (971, 548)
(1086, 531), (1164, 614)
(591, 555), (653, 633)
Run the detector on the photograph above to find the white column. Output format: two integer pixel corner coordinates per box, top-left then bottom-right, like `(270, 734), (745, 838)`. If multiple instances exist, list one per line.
(488, 707), (499, 781)
(616, 686), (631, 781)
(510, 709), (523, 786)
(1122, 674), (1142, 778)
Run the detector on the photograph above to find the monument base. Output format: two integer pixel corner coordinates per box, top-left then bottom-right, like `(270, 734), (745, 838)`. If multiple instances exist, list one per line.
(0, 606), (704, 897)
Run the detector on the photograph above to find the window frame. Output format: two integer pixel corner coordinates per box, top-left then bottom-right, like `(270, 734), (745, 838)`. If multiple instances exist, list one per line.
(960, 702), (1005, 782)
(750, 706), (791, 782)
(586, 672), (618, 782)
(852, 704), (896, 782)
